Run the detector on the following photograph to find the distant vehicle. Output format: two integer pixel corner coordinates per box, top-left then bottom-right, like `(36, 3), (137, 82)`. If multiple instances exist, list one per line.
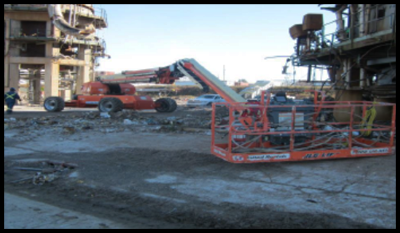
(186, 94), (226, 107)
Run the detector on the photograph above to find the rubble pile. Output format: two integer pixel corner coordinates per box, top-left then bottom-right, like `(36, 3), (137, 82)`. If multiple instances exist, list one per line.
(3, 107), (228, 141)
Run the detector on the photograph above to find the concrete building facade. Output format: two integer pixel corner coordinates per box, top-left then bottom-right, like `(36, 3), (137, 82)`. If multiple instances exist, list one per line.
(4, 4), (108, 103)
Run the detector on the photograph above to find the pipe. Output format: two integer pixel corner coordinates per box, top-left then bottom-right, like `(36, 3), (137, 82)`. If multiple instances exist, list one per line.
(335, 4), (348, 41)
(68, 4), (73, 25)
(365, 4), (371, 34)
(47, 4), (95, 38)
(4, 19), (10, 57)
(360, 4), (366, 36)
(349, 4), (358, 39)
(393, 5), (396, 45)
(73, 4), (76, 27)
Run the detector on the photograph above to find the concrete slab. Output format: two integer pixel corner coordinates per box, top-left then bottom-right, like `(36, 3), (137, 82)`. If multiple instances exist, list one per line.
(4, 192), (128, 229)
(4, 106), (396, 228)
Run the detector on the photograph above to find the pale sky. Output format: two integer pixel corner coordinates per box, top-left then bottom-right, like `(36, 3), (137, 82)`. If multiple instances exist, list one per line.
(94, 4), (337, 84)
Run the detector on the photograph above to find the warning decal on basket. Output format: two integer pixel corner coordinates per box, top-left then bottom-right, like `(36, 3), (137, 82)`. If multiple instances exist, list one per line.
(351, 148), (389, 155)
(248, 153), (290, 161)
(213, 148), (226, 157)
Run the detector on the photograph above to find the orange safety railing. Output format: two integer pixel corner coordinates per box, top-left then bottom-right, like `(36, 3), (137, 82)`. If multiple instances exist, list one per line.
(211, 90), (396, 163)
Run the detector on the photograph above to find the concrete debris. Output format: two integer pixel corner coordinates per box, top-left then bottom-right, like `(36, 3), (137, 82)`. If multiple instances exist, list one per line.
(4, 107), (220, 139)
(151, 126), (162, 131)
(63, 126), (76, 134)
(145, 118), (159, 125)
(81, 125), (92, 130)
(123, 119), (141, 125)
(4, 118), (16, 122)
(100, 112), (110, 118)
(8, 160), (78, 186)
(123, 119), (134, 125)
(86, 112), (100, 119)
(109, 111), (125, 119)
(32, 172), (56, 185)
(166, 116), (176, 121)
(100, 127), (125, 133)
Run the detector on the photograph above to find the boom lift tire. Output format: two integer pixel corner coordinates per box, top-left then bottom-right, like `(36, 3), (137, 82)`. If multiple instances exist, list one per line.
(44, 96), (65, 112)
(98, 97), (124, 113)
(155, 98), (177, 113)
(168, 98), (178, 112)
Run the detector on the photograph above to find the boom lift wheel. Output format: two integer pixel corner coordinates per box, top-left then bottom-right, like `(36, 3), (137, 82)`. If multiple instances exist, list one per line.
(98, 97), (124, 113)
(168, 98), (178, 112)
(155, 98), (177, 113)
(44, 96), (65, 112)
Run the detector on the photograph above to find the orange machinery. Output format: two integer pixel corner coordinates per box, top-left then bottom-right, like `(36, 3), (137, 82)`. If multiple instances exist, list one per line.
(211, 90), (396, 163)
(43, 58), (396, 163)
(44, 64), (185, 113)
(44, 58), (247, 113)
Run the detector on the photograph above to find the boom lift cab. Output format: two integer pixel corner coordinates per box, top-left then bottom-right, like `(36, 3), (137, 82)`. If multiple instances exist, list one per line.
(81, 82), (136, 95)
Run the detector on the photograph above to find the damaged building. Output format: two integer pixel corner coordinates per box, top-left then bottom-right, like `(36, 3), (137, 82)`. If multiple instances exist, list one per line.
(4, 4), (109, 104)
(288, 4), (396, 120)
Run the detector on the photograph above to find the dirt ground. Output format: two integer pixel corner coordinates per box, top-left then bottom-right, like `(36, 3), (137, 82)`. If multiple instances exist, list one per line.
(4, 101), (396, 229)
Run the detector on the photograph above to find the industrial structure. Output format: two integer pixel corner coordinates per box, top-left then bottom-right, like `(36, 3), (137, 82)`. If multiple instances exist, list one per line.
(4, 4), (109, 104)
(287, 4), (396, 120)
